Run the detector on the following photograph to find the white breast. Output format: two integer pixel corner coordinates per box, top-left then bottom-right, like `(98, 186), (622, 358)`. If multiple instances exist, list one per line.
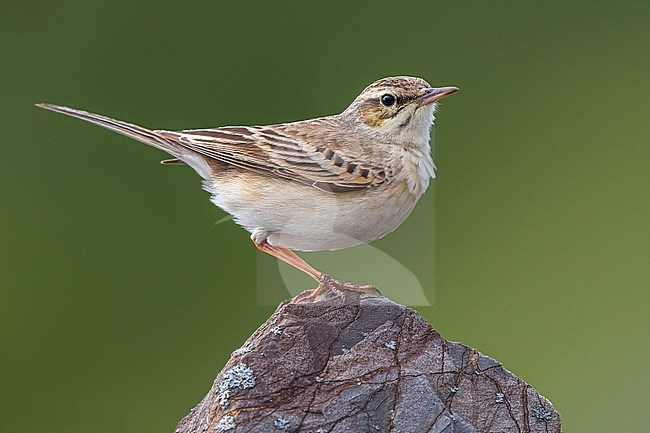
(400, 145), (436, 197)
(393, 104), (437, 197)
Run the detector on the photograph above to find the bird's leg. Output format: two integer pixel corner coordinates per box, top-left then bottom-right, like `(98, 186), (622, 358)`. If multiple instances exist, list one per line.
(253, 240), (324, 282)
(253, 239), (381, 302)
(253, 240), (329, 302)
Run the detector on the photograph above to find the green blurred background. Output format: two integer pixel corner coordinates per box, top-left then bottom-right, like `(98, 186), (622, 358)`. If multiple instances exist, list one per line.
(2, 1), (648, 432)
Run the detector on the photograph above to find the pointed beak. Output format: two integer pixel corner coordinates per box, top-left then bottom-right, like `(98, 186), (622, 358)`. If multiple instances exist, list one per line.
(416, 86), (459, 106)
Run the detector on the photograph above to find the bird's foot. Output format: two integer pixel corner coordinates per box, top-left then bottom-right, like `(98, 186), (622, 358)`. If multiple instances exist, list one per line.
(325, 275), (381, 295)
(291, 274), (381, 304)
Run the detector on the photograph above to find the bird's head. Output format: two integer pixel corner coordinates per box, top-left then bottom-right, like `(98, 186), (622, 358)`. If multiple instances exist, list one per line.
(343, 76), (458, 144)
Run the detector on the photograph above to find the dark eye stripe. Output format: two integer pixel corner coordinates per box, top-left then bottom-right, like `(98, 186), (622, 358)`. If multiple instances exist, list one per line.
(397, 94), (418, 105)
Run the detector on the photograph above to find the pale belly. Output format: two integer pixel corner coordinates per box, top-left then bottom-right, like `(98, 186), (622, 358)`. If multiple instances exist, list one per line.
(207, 172), (423, 251)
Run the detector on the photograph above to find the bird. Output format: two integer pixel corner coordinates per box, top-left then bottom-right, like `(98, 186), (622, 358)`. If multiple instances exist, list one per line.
(37, 76), (458, 301)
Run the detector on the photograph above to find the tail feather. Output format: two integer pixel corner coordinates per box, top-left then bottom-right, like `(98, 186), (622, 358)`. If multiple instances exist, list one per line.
(160, 158), (185, 165)
(36, 103), (183, 157)
(37, 103), (212, 179)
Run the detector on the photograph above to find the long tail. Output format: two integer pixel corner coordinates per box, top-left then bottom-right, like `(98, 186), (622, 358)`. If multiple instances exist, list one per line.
(36, 103), (184, 156)
(36, 103), (214, 179)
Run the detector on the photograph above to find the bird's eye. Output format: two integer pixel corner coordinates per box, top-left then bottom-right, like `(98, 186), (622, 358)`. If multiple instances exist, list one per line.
(380, 94), (396, 107)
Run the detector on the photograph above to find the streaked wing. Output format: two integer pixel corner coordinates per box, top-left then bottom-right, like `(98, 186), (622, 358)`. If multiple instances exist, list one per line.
(156, 125), (390, 193)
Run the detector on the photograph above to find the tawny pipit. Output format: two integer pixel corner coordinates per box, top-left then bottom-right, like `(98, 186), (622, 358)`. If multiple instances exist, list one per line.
(38, 76), (457, 300)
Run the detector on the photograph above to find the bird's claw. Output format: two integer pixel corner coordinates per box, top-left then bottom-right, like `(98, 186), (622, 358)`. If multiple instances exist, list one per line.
(291, 274), (381, 304)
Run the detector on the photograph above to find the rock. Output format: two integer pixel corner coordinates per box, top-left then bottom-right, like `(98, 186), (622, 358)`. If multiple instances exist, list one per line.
(175, 292), (561, 433)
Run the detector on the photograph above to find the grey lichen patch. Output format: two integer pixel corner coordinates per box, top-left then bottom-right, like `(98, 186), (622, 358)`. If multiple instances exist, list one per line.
(532, 406), (553, 421)
(273, 416), (291, 430)
(270, 326), (283, 336)
(495, 392), (505, 403)
(384, 340), (397, 350)
(231, 343), (254, 357)
(215, 363), (256, 408)
(214, 415), (236, 432)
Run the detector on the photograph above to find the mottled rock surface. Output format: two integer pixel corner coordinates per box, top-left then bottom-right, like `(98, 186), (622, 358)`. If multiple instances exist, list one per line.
(175, 293), (561, 433)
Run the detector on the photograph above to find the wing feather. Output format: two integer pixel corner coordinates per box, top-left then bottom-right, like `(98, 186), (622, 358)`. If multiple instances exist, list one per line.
(156, 126), (389, 193)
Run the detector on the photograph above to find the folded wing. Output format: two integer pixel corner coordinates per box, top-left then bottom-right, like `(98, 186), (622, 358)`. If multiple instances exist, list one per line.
(157, 126), (390, 193)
